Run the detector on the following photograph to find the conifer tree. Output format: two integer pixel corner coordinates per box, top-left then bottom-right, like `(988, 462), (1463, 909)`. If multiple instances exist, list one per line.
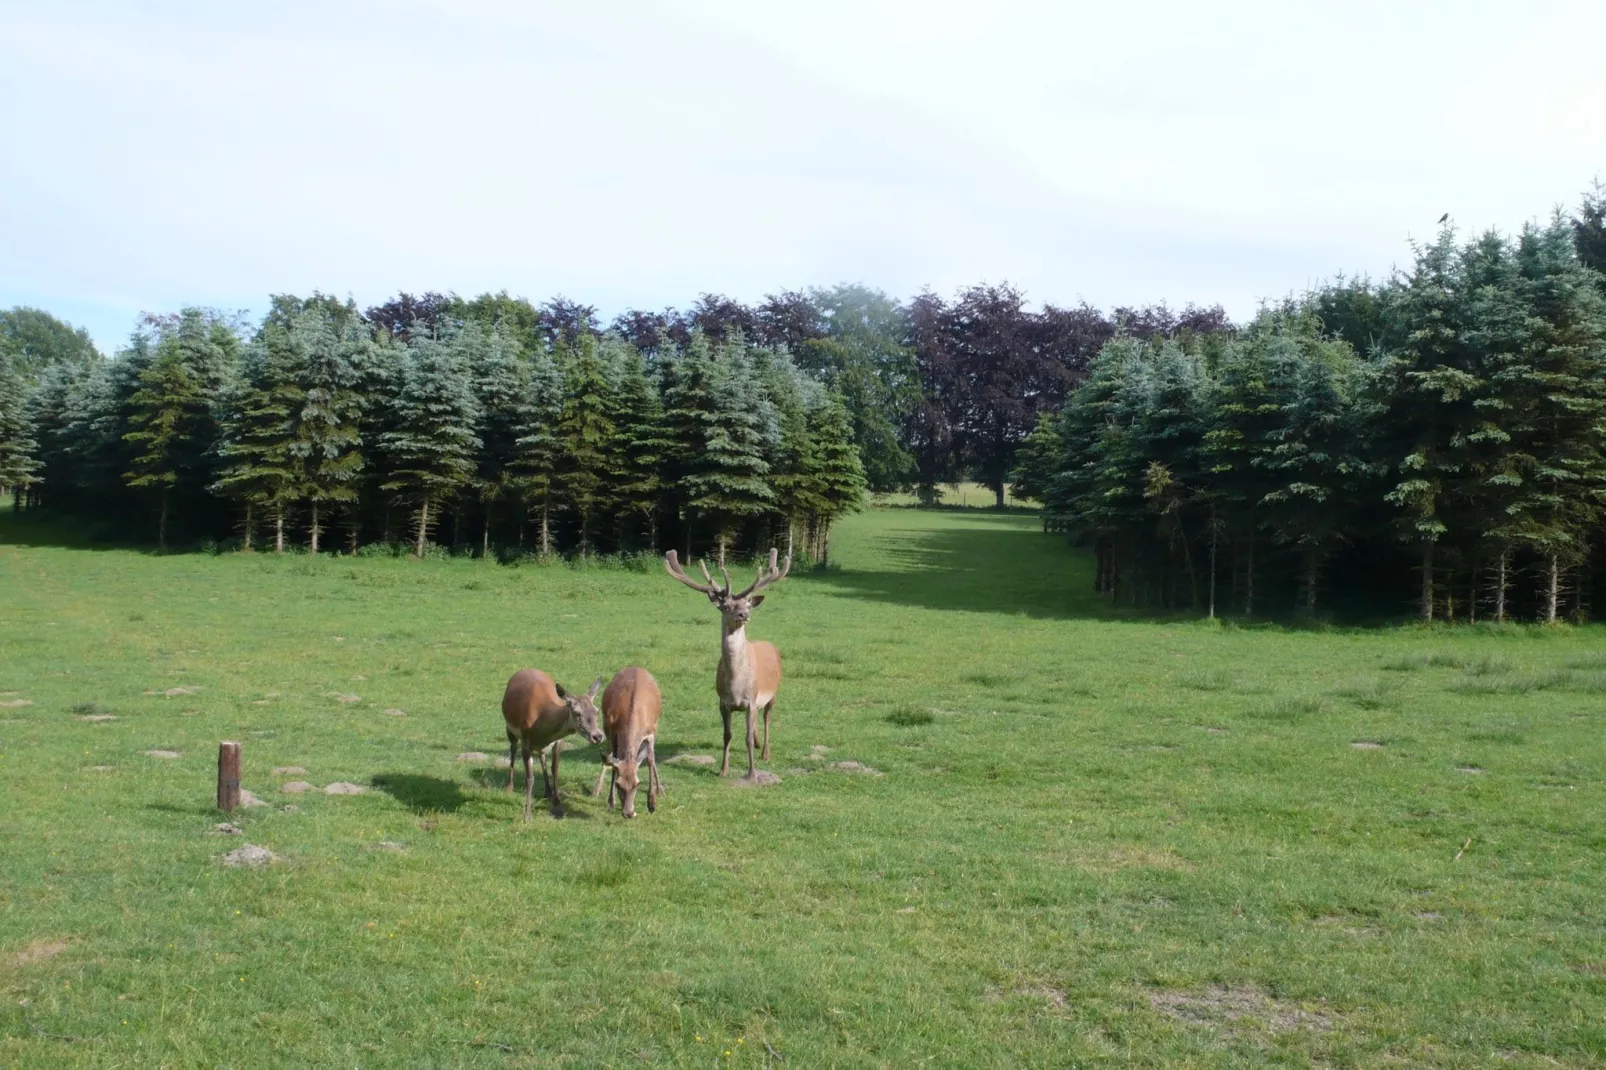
(554, 333), (617, 557)
(609, 348), (671, 550)
(511, 345), (563, 555)
(466, 319), (530, 557)
(122, 341), (208, 549)
(212, 327), (303, 551)
(1203, 335), (1282, 614)
(293, 310), (368, 552)
(0, 362), (41, 505)
(380, 331), (481, 557)
(800, 394), (866, 565)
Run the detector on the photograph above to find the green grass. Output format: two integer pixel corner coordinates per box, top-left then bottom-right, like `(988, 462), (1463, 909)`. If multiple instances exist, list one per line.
(2, 508), (1605, 1066)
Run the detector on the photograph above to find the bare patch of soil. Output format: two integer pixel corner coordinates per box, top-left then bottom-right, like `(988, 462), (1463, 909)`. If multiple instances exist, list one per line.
(1147, 984), (1335, 1034)
(383, 708), (406, 717)
(7, 939), (69, 968)
(78, 714), (116, 722)
(1351, 741), (1385, 750)
(665, 754), (716, 766)
(1020, 985), (1068, 1010)
(828, 760), (884, 776)
(325, 781), (366, 795)
(0, 699), (34, 708)
(456, 752), (489, 762)
(144, 749), (182, 759)
(271, 766), (306, 776)
(238, 790), (267, 808)
(733, 771), (782, 787)
(213, 823), (242, 835)
(1103, 847), (1195, 872)
(328, 692), (361, 704)
(280, 781), (313, 793)
(1456, 766), (1485, 775)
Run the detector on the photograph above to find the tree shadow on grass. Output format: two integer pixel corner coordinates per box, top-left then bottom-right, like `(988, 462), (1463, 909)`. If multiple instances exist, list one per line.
(810, 512), (1122, 622)
(372, 773), (467, 814)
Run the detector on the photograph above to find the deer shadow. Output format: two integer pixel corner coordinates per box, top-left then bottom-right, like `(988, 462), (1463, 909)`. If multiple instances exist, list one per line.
(372, 773), (467, 814)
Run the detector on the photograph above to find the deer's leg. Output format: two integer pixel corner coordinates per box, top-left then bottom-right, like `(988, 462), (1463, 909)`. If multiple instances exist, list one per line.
(521, 746), (534, 822)
(593, 754), (610, 799)
(719, 705), (733, 777)
(648, 737), (664, 802)
(506, 733), (518, 793)
(761, 701), (773, 761)
(743, 701), (758, 778)
(646, 737), (661, 813)
(538, 746), (551, 799)
(549, 743), (562, 814)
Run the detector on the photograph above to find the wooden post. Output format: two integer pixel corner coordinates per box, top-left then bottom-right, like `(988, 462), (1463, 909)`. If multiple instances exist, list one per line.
(217, 741), (241, 812)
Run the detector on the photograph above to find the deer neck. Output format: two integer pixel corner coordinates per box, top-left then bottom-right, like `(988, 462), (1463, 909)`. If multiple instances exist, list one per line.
(721, 619), (751, 669)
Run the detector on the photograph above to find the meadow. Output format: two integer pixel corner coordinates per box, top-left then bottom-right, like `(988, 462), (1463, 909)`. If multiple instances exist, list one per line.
(1, 506), (1604, 1067)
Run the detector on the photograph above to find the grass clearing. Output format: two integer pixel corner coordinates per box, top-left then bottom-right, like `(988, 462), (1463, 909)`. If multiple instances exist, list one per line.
(2, 507), (1605, 1065)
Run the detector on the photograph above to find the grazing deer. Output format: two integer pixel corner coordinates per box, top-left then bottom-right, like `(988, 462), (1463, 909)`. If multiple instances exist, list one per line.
(592, 666), (663, 818)
(663, 547), (789, 780)
(501, 669), (604, 820)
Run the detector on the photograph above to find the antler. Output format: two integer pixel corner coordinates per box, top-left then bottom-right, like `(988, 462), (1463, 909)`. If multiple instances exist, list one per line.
(735, 547), (792, 599)
(664, 550), (720, 594)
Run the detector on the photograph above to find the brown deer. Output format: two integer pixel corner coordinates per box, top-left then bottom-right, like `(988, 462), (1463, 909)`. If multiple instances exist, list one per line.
(663, 547), (789, 781)
(592, 666), (663, 818)
(501, 669), (604, 820)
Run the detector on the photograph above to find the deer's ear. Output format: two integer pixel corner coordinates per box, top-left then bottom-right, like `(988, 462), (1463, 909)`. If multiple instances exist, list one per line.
(586, 677), (603, 700)
(554, 681), (569, 699)
(748, 594), (765, 609)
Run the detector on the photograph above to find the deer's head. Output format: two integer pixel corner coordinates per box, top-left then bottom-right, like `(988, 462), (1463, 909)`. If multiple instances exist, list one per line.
(602, 752), (644, 818)
(664, 548), (791, 630)
(556, 678), (605, 744)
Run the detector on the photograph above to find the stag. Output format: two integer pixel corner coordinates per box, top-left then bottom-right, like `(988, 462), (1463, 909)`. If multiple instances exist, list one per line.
(664, 546), (790, 780)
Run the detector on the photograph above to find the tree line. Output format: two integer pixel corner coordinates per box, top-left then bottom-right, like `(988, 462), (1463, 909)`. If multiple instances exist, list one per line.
(1017, 186), (1606, 622)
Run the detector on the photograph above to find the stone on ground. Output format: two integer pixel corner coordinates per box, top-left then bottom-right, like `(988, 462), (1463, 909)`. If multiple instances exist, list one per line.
(222, 844), (279, 867)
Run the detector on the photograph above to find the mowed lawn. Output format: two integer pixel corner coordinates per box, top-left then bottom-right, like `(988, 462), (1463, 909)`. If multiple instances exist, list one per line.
(1, 509), (1604, 1068)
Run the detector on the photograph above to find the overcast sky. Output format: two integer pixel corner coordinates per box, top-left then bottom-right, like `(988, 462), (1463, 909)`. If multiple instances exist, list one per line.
(3, 0), (1602, 353)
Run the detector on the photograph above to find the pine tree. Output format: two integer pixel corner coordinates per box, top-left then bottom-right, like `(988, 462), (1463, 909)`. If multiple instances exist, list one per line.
(800, 393), (866, 565)
(380, 331), (481, 557)
(0, 362), (41, 505)
(293, 310), (367, 552)
(554, 333), (618, 557)
(122, 342), (208, 549)
(1203, 334), (1282, 614)
(212, 327), (303, 551)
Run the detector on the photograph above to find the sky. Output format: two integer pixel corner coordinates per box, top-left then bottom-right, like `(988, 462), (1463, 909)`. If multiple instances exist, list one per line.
(2, 0), (1603, 353)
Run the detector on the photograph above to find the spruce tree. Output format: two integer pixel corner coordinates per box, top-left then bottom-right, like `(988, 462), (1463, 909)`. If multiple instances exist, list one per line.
(511, 345), (563, 555)
(467, 319), (530, 557)
(801, 394), (867, 565)
(380, 331), (481, 557)
(212, 328), (303, 551)
(609, 347), (671, 551)
(293, 310), (367, 552)
(554, 333), (618, 557)
(1203, 335), (1282, 614)
(122, 342), (208, 549)
(0, 362), (41, 505)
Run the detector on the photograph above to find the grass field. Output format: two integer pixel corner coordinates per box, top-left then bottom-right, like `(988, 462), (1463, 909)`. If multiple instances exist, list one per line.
(1, 507), (1604, 1067)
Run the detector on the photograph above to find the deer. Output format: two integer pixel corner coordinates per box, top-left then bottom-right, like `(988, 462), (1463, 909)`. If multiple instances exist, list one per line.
(592, 666), (663, 819)
(500, 669), (604, 820)
(663, 546), (790, 781)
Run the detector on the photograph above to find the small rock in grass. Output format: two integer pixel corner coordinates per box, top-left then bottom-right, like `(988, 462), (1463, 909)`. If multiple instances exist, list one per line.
(325, 781), (365, 795)
(222, 844), (279, 868)
(383, 708), (406, 717)
(281, 805), (301, 813)
(1350, 741), (1384, 750)
(327, 692), (361, 704)
(238, 790), (267, 808)
(213, 822), (242, 835)
(281, 781), (313, 794)
(78, 714), (116, 722)
(271, 766), (306, 776)
(732, 770), (782, 787)
(0, 699), (34, 708)
(456, 752), (489, 762)
(145, 749), (182, 759)
(828, 760), (883, 776)
(665, 753), (715, 766)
